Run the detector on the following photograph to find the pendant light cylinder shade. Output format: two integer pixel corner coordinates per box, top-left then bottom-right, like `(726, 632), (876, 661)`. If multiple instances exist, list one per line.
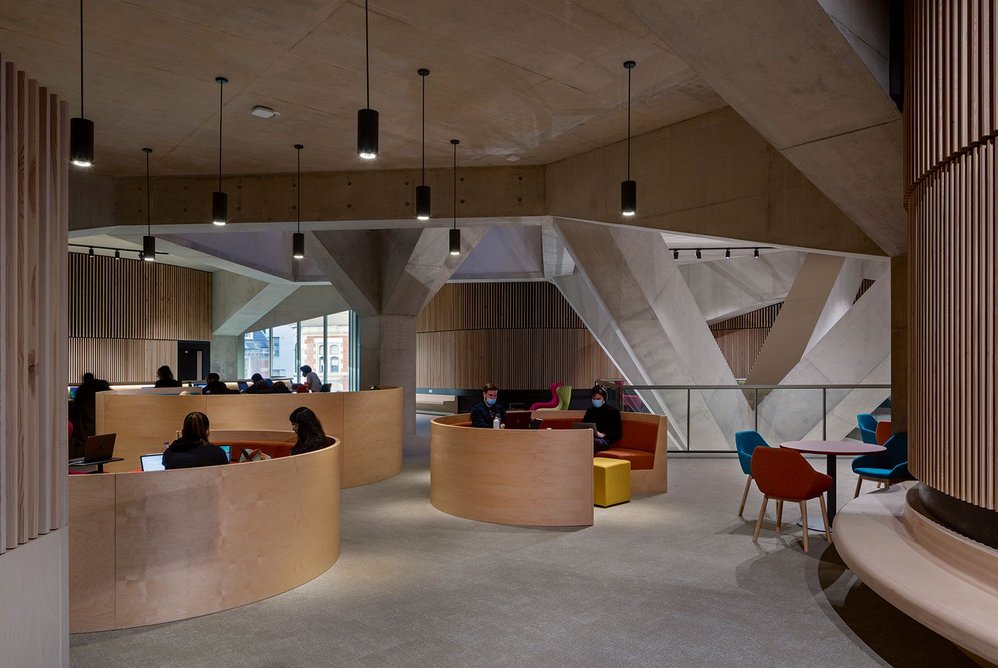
(212, 191), (228, 225)
(357, 108), (379, 159)
(621, 179), (637, 216)
(293, 232), (305, 259)
(143, 235), (156, 261)
(449, 228), (461, 256)
(70, 117), (94, 167)
(416, 185), (431, 220)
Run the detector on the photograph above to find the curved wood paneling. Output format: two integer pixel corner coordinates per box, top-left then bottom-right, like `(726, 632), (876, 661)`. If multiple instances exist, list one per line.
(429, 414), (594, 526)
(68, 441), (340, 632)
(906, 0), (998, 511)
(0, 56), (68, 553)
(94, 387), (403, 487)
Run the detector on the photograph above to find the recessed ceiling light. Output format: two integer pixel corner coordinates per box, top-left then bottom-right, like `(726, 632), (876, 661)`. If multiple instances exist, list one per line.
(251, 106), (280, 119)
(505, 154), (521, 162)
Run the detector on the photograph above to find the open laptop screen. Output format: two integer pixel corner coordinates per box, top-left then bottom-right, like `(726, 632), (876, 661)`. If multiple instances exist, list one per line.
(140, 454), (165, 471)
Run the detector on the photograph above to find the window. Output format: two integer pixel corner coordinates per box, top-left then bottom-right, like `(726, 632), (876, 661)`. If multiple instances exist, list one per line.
(243, 330), (270, 378)
(242, 312), (353, 384)
(330, 356), (340, 373)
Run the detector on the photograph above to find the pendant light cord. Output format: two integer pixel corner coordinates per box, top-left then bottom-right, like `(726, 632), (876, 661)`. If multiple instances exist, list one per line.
(626, 65), (631, 182)
(421, 74), (426, 184)
(145, 149), (151, 236)
(365, 0), (371, 109)
(79, 0), (84, 117)
(296, 146), (302, 234)
(217, 81), (223, 191)
(452, 141), (457, 231)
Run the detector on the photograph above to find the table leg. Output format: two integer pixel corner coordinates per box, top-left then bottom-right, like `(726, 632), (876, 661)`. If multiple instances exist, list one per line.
(826, 453), (837, 526)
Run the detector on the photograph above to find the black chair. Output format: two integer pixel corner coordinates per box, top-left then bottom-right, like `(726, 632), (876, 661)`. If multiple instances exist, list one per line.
(320, 383), (331, 392)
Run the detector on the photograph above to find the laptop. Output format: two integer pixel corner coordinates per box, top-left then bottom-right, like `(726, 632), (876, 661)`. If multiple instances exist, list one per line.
(237, 381), (249, 392)
(69, 433), (117, 464)
(504, 411), (533, 429)
(572, 422), (598, 431)
(140, 454), (165, 471)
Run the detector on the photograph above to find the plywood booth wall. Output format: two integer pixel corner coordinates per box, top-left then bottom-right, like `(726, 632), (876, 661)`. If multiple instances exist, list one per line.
(68, 253), (212, 383)
(417, 282), (621, 389)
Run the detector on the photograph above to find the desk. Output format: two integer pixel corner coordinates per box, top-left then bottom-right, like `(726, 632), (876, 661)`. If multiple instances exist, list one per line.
(68, 457), (123, 474)
(780, 440), (885, 528)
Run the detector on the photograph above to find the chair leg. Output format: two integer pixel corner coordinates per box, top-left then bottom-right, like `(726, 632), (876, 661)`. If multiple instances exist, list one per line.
(854, 475), (863, 498)
(752, 496), (769, 542)
(819, 494), (832, 544)
(775, 500), (783, 532)
(799, 501), (810, 553)
(738, 475), (753, 516)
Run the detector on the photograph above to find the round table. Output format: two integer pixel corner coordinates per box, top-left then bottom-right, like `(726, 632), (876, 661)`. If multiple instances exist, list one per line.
(780, 440), (885, 529)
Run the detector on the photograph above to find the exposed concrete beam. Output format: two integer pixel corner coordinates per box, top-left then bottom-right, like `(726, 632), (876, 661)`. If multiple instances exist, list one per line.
(627, 0), (905, 255)
(243, 286), (351, 334)
(546, 107), (883, 256)
(308, 230), (382, 317)
(213, 272), (299, 336)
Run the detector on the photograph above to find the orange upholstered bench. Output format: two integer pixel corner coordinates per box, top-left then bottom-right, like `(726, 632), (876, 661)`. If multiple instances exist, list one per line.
(222, 440), (294, 460)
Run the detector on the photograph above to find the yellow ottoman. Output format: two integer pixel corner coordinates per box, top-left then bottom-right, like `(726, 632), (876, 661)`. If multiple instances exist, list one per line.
(593, 457), (631, 507)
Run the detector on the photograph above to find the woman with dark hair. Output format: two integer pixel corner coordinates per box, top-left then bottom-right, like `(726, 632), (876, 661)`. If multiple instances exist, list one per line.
(289, 407), (329, 455)
(154, 365), (182, 388)
(162, 411), (228, 469)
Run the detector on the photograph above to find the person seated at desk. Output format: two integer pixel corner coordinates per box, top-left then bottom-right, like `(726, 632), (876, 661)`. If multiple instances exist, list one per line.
(154, 365), (182, 388)
(583, 385), (622, 453)
(202, 372), (233, 394)
(271, 381), (292, 394)
(73, 371), (110, 442)
(289, 407), (330, 454)
(162, 411), (228, 469)
(470, 383), (507, 428)
(244, 373), (271, 394)
(300, 365), (322, 392)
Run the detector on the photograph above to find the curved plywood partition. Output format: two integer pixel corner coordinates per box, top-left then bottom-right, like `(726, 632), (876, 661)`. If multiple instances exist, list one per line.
(69, 440), (341, 633)
(430, 414), (593, 527)
(95, 387), (402, 486)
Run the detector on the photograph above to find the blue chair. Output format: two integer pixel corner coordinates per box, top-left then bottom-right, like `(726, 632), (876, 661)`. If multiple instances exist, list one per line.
(857, 413), (879, 444)
(852, 433), (912, 497)
(735, 430), (771, 516)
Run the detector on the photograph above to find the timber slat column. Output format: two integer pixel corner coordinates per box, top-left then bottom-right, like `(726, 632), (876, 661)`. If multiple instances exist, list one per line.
(906, 1), (998, 522)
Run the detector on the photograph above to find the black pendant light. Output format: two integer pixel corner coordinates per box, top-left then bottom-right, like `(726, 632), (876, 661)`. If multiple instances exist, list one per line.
(449, 139), (460, 256)
(415, 68), (431, 220)
(293, 144), (305, 260)
(142, 148), (155, 262)
(621, 60), (637, 217)
(212, 76), (228, 225)
(70, 0), (94, 167)
(357, 0), (378, 159)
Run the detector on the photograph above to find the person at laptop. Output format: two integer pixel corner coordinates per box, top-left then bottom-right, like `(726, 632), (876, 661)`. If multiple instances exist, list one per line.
(289, 407), (330, 455)
(300, 365), (323, 392)
(244, 373), (271, 394)
(162, 412), (228, 469)
(470, 383), (507, 428)
(154, 365), (182, 388)
(582, 385), (622, 453)
(202, 372), (233, 394)
(73, 371), (110, 442)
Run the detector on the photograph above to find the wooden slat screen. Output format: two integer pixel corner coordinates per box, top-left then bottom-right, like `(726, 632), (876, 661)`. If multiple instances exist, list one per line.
(906, 0), (998, 510)
(67, 253), (211, 383)
(417, 282), (621, 389)
(708, 304), (782, 379)
(0, 56), (68, 554)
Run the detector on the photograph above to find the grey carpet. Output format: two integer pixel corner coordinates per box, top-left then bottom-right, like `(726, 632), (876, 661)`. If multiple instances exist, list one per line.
(70, 415), (974, 667)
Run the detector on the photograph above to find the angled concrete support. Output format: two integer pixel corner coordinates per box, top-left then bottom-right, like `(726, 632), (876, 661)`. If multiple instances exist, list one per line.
(213, 272), (300, 336)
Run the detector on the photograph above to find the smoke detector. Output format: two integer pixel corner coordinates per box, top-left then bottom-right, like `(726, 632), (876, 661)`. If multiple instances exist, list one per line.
(251, 106), (280, 119)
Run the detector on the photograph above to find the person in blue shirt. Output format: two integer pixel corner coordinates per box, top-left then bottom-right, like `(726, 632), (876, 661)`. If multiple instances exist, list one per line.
(470, 383), (507, 428)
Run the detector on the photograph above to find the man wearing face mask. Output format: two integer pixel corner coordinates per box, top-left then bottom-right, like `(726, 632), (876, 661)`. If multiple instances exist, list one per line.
(583, 385), (622, 453)
(470, 382), (507, 428)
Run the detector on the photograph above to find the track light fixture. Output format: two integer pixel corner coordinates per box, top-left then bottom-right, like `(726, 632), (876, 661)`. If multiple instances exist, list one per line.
(70, 0), (94, 167)
(88, 247), (94, 256)
(114, 250), (120, 260)
(696, 249), (702, 259)
(357, 0), (379, 160)
(620, 60), (637, 217)
(293, 144), (305, 260)
(415, 68), (431, 221)
(449, 139), (461, 256)
(754, 248), (760, 258)
(673, 249), (679, 260)
(212, 76), (228, 225)
(142, 148), (155, 261)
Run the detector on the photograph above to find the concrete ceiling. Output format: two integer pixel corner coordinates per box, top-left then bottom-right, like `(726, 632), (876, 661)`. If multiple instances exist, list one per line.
(1, 0), (725, 176)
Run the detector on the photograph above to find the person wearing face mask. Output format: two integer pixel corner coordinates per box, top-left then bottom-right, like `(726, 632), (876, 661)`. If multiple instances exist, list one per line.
(582, 385), (622, 453)
(470, 382), (507, 428)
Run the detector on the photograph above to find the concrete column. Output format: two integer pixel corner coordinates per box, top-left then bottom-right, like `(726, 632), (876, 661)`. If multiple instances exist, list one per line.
(210, 335), (243, 379)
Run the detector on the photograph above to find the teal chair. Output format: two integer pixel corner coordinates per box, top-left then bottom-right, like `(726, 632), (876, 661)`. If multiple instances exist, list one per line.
(852, 433), (911, 497)
(735, 430), (771, 516)
(857, 413), (878, 444)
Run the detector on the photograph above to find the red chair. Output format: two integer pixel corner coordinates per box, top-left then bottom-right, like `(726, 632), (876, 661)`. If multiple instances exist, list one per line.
(750, 447), (833, 552)
(529, 382), (563, 411)
(875, 420), (892, 445)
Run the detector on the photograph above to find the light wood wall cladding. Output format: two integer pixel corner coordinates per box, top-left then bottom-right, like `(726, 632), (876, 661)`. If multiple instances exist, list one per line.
(709, 304), (781, 379)
(0, 56), (68, 554)
(68, 338), (178, 385)
(417, 282), (621, 389)
(906, 1), (998, 511)
(68, 441), (340, 632)
(430, 414), (594, 526)
(95, 387), (403, 487)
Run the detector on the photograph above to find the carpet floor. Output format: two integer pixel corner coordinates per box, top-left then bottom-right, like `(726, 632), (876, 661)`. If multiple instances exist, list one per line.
(69, 416), (974, 667)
